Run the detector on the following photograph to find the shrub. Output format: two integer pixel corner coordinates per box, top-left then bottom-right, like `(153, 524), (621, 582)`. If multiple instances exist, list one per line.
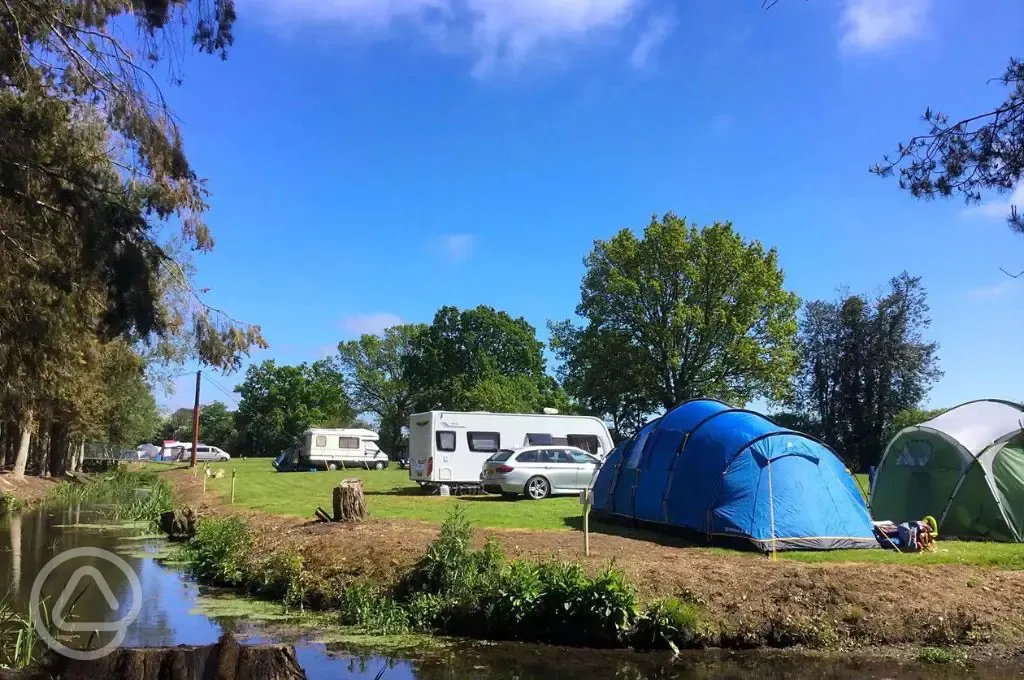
(250, 550), (306, 608)
(337, 582), (409, 635)
(634, 598), (708, 651)
(183, 517), (252, 586)
(400, 507), (504, 600)
(0, 493), (21, 515)
(483, 560), (543, 636)
(918, 647), (966, 665)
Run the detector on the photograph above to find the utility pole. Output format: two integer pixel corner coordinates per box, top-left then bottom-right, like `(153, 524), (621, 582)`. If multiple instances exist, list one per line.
(191, 370), (201, 468)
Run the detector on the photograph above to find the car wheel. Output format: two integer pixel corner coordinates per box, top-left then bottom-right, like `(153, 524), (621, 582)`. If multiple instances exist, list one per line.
(525, 476), (550, 500)
(374, 460), (385, 470)
(327, 463), (337, 471)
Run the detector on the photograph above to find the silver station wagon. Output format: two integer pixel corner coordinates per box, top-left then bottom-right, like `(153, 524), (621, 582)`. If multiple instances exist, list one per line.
(481, 445), (601, 500)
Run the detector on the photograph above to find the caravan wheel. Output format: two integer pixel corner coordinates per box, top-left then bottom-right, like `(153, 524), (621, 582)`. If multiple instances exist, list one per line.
(327, 463), (337, 471)
(374, 460), (386, 470)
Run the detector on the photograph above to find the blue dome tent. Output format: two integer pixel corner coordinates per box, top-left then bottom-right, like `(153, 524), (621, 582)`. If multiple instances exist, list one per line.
(591, 399), (876, 551)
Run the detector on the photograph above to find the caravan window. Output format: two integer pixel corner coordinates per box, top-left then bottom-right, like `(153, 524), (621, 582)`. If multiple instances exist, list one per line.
(567, 434), (599, 454)
(468, 432), (500, 453)
(436, 431), (456, 452)
(527, 433), (568, 446)
(339, 436), (360, 449)
(314, 435), (327, 448)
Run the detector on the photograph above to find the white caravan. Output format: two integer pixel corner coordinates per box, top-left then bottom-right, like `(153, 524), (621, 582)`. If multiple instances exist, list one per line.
(275, 428), (389, 471)
(408, 411), (613, 486)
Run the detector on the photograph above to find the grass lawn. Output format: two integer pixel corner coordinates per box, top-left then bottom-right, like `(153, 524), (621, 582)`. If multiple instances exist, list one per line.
(178, 458), (584, 531)
(159, 459), (1024, 568)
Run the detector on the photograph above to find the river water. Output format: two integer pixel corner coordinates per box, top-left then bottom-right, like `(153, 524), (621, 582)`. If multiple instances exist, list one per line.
(0, 505), (1017, 679)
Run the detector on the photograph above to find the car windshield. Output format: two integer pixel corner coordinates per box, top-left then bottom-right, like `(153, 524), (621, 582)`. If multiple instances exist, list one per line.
(490, 450), (514, 462)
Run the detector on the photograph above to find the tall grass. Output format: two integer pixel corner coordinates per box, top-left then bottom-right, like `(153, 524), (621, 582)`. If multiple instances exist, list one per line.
(49, 467), (173, 523)
(0, 588), (86, 669)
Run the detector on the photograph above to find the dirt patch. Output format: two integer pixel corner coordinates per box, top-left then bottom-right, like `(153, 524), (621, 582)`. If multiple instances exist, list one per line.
(0, 472), (60, 505)
(163, 468), (1024, 650)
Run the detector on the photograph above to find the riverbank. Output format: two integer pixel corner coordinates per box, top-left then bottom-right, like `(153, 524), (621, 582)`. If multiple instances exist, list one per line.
(0, 473), (60, 511)
(154, 464), (1024, 660)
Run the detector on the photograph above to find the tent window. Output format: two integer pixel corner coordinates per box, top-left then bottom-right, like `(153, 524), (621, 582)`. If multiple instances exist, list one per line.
(625, 426), (653, 469)
(896, 440), (932, 467)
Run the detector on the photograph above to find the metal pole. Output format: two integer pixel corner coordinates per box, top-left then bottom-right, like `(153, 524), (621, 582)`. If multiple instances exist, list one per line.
(231, 469), (236, 504)
(583, 505), (590, 557)
(190, 370), (201, 468)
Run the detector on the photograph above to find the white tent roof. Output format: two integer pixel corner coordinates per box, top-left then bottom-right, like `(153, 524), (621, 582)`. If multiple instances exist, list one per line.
(921, 400), (1024, 455)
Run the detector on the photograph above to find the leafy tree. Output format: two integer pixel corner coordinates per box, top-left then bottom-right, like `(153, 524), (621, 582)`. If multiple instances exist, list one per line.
(792, 273), (942, 470)
(561, 214), (800, 413)
(873, 58), (1024, 234)
(234, 359), (353, 456)
(1, 0), (263, 478)
(337, 324), (426, 457)
(98, 343), (161, 447)
(549, 322), (656, 438)
(406, 305), (562, 413)
(160, 408), (195, 443)
(199, 401), (239, 452)
(883, 406), (947, 446)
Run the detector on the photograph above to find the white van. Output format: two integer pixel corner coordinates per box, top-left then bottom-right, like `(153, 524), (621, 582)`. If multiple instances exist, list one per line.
(408, 411), (613, 486)
(158, 441), (231, 462)
(274, 428), (389, 471)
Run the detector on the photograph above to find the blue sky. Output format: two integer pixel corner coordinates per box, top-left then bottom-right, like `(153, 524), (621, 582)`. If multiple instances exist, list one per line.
(158, 0), (1024, 412)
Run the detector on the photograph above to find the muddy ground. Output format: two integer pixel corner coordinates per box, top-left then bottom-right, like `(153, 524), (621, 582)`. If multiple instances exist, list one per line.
(164, 468), (1024, 653)
(0, 472), (59, 505)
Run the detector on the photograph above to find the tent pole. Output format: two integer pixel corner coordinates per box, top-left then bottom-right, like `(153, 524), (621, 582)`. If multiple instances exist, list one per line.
(768, 458), (777, 561)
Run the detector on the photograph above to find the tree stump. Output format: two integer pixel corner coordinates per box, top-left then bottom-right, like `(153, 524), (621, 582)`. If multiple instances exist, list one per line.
(332, 478), (367, 522)
(0, 635), (306, 680)
(159, 507), (198, 540)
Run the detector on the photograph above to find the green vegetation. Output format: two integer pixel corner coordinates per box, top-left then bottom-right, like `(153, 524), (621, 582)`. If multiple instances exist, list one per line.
(0, 493), (21, 515)
(187, 460), (1024, 568)
(917, 647), (968, 665)
(551, 216), (799, 437)
(182, 509), (644, 648)
(196, 460), (589, 530)
(50, 468), (173, 523)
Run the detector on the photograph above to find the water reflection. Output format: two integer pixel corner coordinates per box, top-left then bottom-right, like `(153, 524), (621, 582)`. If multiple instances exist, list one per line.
(0, 507), (1018, 680)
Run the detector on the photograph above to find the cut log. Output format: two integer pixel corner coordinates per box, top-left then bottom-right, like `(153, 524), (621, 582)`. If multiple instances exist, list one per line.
(314, 506), (332, 523)
(0, 635), (306, 680)
(332, 478), (367, 522)
(159, 507), (198, 540)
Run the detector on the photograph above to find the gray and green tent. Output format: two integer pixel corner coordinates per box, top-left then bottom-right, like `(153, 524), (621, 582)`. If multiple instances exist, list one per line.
(871, 399), (1024, 541)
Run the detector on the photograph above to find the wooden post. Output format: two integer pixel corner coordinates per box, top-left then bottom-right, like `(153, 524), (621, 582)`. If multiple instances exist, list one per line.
(231, 469), (237, 504)
(202, 472), (207, 494)
(580, 488), (592, 557)
(332, 479), (367, 522)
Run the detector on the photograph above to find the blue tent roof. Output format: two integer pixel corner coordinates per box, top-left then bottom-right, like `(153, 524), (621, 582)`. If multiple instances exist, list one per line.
(591, 399), (876, 551)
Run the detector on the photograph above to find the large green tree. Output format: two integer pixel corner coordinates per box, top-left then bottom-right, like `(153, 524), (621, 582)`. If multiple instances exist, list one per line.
(559, 214), (800, 413)
(198, 401), (239, 452)
(337, 324), (426, 457)
(1, 0), (264, 478)
(405, 305), (566, 413)
(792, 273), (942, 470)
(234, 359), (353, 456)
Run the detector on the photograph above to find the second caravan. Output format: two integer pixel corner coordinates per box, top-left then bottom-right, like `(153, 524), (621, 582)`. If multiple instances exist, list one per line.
(408, 410), (613, 486)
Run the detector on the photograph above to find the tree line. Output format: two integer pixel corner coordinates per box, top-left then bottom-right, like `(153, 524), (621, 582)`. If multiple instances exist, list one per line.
(170, 214), (940, 472)
(0, 0), (262, 480)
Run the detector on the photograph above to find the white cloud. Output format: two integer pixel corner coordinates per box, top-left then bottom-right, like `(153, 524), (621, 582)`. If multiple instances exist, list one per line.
(628, 10), (676, 70)
(961, 183), (1024, 223)
(340, 312), (404, 336)
(440, 233), (476, 262)
(840, 0), (930, 52)
(238, 0), (640, 74)
(966, 279), (1018, 301)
